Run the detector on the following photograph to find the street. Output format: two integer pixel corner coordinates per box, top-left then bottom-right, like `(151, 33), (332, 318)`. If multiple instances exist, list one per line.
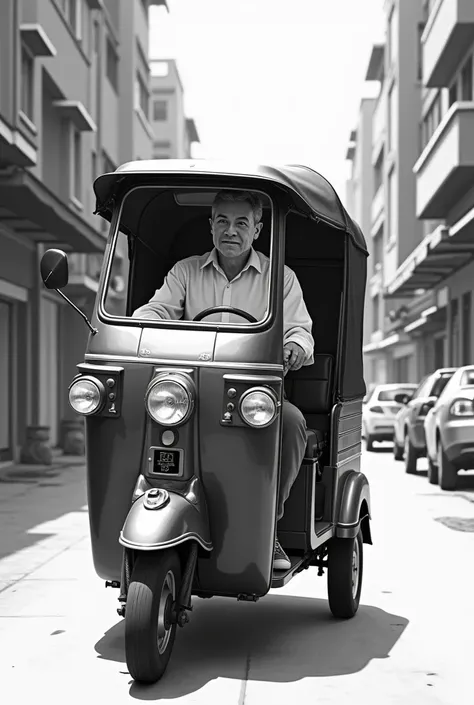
(1, 448), (474, 705)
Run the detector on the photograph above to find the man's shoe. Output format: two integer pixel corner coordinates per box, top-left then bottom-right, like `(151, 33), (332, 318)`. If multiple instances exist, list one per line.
(273, 538), (291, 571)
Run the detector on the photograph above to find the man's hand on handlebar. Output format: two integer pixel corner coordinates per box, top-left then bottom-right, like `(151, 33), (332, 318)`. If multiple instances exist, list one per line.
(283, 342), (305, 374)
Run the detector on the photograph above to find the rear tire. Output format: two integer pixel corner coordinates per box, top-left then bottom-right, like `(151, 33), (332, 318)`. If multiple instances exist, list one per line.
(437, 440), (457, 491)
(393, 435), (404, 461)
(327, 530), (363, 619)
(404, 433), (418, 474)
(366, 435), (374, 452)
(125, 549), (181, 684)
(427, 457), (438, 485)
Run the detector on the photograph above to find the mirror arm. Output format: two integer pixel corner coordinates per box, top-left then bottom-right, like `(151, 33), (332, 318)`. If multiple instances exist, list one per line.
(55, 288), (98, 336)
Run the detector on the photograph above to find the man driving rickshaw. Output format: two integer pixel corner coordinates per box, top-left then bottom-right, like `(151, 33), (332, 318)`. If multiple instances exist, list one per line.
(133, 189), (315, 571)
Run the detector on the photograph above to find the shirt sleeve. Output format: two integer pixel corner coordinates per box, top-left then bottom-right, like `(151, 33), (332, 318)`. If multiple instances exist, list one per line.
(283, 266), (315, 366)
(132, 261), (186, 320)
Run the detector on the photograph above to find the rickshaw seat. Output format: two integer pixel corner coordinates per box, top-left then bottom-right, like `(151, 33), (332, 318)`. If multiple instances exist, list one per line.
(304, 429), (326, 459)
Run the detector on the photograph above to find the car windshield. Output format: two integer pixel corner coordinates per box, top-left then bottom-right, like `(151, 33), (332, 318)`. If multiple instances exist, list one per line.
(431, 373), (454, 397)
(377, 387), (414, 402)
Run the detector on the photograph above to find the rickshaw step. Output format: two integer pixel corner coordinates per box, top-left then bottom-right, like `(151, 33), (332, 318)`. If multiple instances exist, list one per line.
(271, 555), (307, 588)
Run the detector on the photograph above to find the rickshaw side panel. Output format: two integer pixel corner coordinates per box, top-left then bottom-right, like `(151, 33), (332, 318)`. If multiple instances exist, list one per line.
(85, 361), (152, 580)
(195, 365), (282, 597)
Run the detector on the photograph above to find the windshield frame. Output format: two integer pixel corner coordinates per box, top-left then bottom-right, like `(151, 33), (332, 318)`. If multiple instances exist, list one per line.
(96, 184), (281, 334)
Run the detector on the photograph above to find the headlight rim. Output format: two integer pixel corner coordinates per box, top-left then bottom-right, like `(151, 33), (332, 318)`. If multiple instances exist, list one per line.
(145, 373), (195, 427)
(238, 385), (279, 428)
(68, 375), (106, 416)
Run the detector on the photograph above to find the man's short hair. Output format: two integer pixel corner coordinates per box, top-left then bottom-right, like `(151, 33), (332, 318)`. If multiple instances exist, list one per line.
(211, 190), (263, 224)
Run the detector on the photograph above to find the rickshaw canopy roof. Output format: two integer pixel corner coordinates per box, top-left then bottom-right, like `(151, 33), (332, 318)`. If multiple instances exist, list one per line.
(93, 160), (368, 255)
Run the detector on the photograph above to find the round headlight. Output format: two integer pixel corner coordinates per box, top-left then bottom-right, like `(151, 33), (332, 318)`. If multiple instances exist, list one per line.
(69, 378), (103, 415)
(146, 378), (192, 426)
(239, 388), (277, 427)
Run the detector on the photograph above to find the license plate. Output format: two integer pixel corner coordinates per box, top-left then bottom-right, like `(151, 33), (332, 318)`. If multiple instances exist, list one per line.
(150, 447), (183, 476)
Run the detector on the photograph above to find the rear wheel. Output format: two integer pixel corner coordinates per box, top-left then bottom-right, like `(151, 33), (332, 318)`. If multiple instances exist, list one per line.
(393, 434), (404, 461)
(366, 434), (374, 452)
(327, 530), (363, 619)
(427, 457), (438, 485)
(125, 549), (181, 684)
(437, 440), (457, 491)
(404, 433), (418, 474)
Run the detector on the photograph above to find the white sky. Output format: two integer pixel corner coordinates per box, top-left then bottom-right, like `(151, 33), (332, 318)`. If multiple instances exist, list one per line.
(149, 0), (385, 203)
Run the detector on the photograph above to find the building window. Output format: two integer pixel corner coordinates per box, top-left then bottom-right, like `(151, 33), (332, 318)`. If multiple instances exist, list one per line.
(21, 45), (34, 120)
(462, 291), (471, 365)
(106, 37), (119, 92)
(388, 7), (398, 66)
(372, 294), (380, 333)
(394, 356), (410, 382)
(60, 0), (81, 39)
(373, 227), (383, 266)
(71, 126), (82, 202)
(387, 168), (397, 245)
(448, 80), (458, 107)
(135, 73), (149, 118)
(450, 298), (460, 366)
(373, 149), (384, 194)
(420, 93), (442, 151)
(91, 150), (97, 181)
(387, 85), (397, 152)
(417, 23), (425, 81)
(153, 99), (168, 121)
(461, 55), (473, 101)
(102, 150), (116, 175)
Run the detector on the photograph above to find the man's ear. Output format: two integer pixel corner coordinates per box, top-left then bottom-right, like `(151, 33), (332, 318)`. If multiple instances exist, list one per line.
(253, 221), (263, 240)
(209, 217), (214, 232)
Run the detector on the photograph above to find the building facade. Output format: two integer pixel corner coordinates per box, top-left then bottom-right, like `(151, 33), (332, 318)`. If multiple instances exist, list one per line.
(0, 0), (166, 465)
(149, 58), (200, 159)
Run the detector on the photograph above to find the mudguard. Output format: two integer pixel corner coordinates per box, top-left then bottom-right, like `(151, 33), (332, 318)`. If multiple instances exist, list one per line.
(119, 476), (213, 552)
(335, 470), (372, 543)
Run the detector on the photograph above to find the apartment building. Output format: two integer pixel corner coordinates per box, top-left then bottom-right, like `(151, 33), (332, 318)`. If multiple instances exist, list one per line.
(0, 0), (165, 465)
(150, 58), (200, 159)
(384, 0), (474, 374)
(345, 100), (377, 389)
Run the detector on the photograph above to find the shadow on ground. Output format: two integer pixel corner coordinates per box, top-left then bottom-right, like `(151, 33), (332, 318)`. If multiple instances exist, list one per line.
(95, 594), (408, 699)
(0, 464), (88, 562)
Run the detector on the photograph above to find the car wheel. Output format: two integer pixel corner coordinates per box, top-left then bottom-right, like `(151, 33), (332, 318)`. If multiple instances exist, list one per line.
(427, 457), (438, 485)
(404, 433), (417, 474)
(393, 434), (404, 461)
(437, 439), (457, 491)
(366, 434), (374, 451)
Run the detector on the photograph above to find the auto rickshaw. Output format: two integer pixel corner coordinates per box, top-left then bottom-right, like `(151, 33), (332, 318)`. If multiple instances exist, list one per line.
(40, 161), (372, 684)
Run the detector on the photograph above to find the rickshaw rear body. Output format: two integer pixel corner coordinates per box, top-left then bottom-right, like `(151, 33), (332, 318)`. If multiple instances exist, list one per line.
(66, 162), (371, 600)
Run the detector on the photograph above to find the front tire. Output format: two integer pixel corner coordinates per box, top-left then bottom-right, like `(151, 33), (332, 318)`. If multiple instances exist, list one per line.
(393, 434), (404, 461)
(327, 530), (363, 619)
(437, 440), (457, 491)
(404, 433), (418, 474)
(366, 434), (374, 452)
(125, 549), (182, 684)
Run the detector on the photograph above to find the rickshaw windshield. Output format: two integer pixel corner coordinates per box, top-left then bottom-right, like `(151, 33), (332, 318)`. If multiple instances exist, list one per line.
(102, 186), (274, 328)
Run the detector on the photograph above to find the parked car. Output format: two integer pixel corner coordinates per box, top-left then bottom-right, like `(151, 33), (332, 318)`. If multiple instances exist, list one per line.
(393, 368), (456, 473)
(362, 383), (418, 451)
(424, 365), (474, 490)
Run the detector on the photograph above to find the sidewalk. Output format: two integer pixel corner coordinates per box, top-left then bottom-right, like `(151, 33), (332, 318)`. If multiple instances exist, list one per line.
(0, 449), (85, 485)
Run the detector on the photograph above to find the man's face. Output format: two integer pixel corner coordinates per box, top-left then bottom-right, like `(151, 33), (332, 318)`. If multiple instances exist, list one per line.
(210, 200), (262, 260)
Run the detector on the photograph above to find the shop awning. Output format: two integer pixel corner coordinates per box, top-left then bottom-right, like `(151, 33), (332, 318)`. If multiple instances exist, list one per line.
(0, 168), (105, 253)
(385, 224), (474, 298)
(363, 331), (411, 355)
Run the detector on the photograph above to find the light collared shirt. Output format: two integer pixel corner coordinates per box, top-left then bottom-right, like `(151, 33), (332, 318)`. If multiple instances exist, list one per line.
(133, 247), (314, 364)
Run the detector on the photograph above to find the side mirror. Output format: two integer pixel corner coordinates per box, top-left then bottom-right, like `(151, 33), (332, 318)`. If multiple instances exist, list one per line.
(394, 393), (411, 404)
(40, 249), (69, 290)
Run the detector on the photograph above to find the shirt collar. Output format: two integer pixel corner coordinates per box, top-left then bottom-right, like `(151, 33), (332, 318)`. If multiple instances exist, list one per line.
(201, 247), (262, 274)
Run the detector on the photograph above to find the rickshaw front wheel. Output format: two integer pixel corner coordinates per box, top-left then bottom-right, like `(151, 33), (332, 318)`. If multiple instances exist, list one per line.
(327, 530), (363, 619)
(125, 549), (182, 683)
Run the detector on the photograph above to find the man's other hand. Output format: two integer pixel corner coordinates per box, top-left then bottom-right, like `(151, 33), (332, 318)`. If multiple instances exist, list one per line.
(283, 342), (305, 373)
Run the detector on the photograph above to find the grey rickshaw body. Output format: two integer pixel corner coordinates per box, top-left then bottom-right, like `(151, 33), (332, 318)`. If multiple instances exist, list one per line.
(40, 160), (372, 684)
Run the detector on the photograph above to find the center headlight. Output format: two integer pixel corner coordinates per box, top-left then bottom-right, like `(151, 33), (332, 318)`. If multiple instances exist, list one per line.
(239, 387), (278, 428)
(146, 377), (192, 426)
(69, 377), (104, 416)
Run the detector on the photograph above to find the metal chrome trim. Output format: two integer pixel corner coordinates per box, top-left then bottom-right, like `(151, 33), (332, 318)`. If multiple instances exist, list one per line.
(336, 451), (362, 467)
(118, 531), (213, 551)
(223, 374), (282, 383)
(85, 352), (283, 371)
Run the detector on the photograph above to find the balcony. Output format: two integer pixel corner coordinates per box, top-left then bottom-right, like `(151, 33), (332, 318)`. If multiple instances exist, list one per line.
(422, 0), (474, 87)
(414, 103), (474, 219)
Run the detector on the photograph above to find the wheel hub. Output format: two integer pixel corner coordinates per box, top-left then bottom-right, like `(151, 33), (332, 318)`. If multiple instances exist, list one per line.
(351, 540), (360, 599)
(157, 570), (176, 654)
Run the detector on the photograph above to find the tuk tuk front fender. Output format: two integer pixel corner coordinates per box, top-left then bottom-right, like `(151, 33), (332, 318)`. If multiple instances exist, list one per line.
(335, 470), (372, 543)
(119, 482), (213, 552)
